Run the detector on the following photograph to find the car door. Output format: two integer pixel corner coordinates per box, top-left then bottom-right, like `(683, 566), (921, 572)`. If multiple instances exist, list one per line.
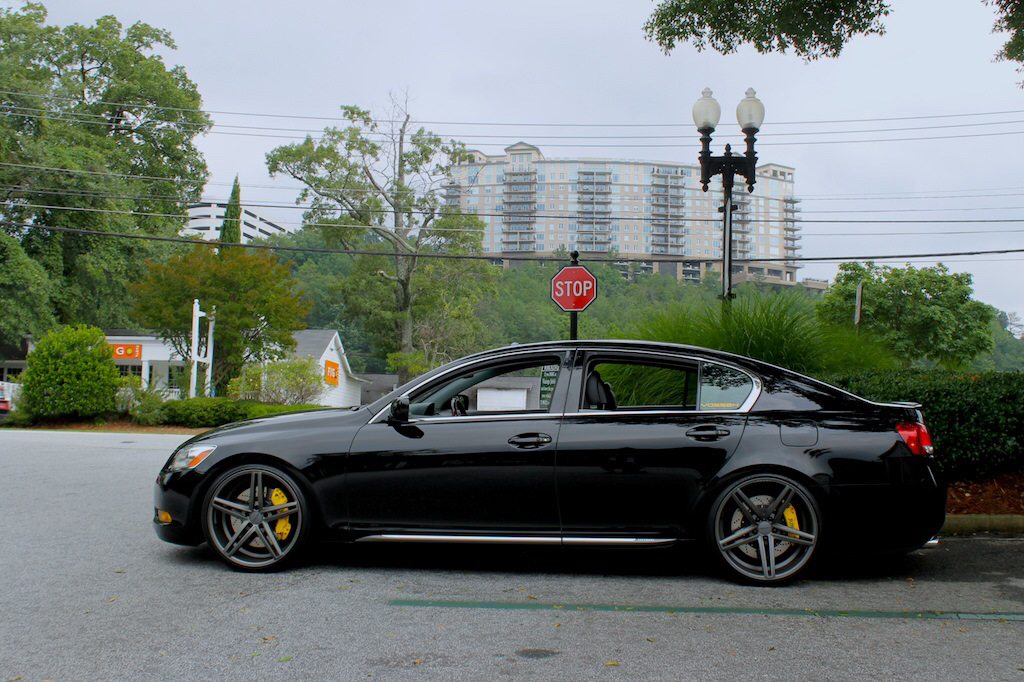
(346, 350), (570, 536)
(555, 349), (756, 539)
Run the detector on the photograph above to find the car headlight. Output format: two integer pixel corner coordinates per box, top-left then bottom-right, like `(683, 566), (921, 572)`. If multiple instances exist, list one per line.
(169, 444), (217, 471)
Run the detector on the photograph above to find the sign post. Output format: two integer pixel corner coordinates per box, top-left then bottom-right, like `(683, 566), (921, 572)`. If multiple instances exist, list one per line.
(551, 251), (597, 340)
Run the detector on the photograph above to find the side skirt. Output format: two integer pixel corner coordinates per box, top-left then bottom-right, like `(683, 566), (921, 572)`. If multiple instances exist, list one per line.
(353, 534), (676, 547)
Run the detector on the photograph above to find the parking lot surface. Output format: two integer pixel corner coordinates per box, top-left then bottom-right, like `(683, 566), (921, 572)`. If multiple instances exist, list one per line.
(1, 430), (1022, 680)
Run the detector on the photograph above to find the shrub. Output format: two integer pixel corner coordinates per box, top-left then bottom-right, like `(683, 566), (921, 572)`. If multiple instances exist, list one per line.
(117, 376), (171, 426)
(157, 397), (325, 428)
(159, 397), (253, 428)
(19, 325), (119, 420)
(226, 355), (327, 405)
(633, 291), (896, 376)
(824, 369), (1024, 480)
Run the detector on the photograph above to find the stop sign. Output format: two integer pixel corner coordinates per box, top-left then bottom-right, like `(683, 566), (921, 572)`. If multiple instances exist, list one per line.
(551, 266), (597, 312)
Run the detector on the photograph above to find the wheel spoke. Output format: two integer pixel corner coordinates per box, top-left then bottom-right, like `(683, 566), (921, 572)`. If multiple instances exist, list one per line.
(772, 525), (816, 546)
(223, 523), (257, 557)
(758, 534), (776, 579)
(211, 496), (249, 519)
(264, 501), (299, 523)
(731, 489), (762, 523)
(258, 522), (284, 558)
(719, 525), (758, 551)
(766, 485), (795, 522)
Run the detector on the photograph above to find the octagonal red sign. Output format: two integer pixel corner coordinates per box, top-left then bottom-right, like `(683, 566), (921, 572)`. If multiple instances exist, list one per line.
(551, 265), (597, 312)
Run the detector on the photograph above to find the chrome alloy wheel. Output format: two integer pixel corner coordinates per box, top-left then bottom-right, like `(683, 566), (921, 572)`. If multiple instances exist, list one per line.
(710, 474), (820, 584)
(203, 465), (306, 570)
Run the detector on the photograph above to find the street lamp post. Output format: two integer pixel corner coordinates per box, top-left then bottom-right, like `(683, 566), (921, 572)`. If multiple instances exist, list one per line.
(692, 87), (765, 301)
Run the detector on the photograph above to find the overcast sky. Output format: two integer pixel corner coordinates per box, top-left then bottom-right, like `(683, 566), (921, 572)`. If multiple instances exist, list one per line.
(21, 0), (1024, 318)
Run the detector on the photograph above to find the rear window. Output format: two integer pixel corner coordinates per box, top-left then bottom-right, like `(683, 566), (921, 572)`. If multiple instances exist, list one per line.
(700, 364), (754, 410)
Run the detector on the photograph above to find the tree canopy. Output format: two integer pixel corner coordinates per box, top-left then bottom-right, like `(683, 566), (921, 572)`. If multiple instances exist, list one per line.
(818, 262), (994, 368)
(644, 0), (1024, 80)
(266, 98), (495, 381)
(132, 244), (310, 391)
(0, 3), (211, 331)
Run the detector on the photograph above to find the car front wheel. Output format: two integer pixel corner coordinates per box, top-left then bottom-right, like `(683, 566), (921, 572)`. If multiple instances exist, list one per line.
(202, 464), (309, 571)
(708, 473), (821, 585)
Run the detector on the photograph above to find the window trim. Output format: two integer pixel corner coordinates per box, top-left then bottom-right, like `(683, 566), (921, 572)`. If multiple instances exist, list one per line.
(369, 349), (571, 424)
(575, 350), (761, 415)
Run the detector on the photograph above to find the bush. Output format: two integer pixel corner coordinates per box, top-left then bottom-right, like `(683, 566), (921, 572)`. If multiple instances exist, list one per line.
(824, 369), (1024, 480)
(18, 325), (119, 421)
(226, 355), (327, 405)
(158, 397), (326, 428)
(117, 376), (171, 426)
(633, 291), (896, 376)
(159, 397), (253, 428)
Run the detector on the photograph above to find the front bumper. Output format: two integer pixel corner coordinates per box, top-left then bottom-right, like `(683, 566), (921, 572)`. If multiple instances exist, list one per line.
(153, 471), (205, 546)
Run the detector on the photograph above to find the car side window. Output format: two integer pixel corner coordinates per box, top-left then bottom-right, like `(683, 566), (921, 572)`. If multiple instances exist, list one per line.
(410, 357), (562, 418)
(699, 363), (754, 411)
(585, 360), (698, 411)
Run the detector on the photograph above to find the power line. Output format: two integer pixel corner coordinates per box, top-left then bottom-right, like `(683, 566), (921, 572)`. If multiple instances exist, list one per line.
(8, 184), (1024, 221)
(7, 220), (1024, 266)
(7, 104), (1024, 141)
(10, 200), (1024, 229)
(4, 161), (1023, 209)
(4, 89), (1023, 128)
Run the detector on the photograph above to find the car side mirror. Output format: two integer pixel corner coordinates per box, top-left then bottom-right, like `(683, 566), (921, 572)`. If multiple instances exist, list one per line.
(389, 396), (410, 423)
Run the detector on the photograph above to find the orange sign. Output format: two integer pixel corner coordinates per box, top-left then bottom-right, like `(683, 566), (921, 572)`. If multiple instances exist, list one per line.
(109, 343), (143, 360)
(325, 360), (339, 386)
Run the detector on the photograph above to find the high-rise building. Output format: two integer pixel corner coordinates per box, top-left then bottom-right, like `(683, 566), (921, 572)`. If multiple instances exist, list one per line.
(446, 142), (813, 287)
(184, 202), (292, 243)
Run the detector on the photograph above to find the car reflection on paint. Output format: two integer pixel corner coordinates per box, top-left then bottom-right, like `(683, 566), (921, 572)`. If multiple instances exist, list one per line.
(153, 340), (945, 584)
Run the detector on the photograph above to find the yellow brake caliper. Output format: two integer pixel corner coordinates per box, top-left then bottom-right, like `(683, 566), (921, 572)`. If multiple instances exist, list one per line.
(270, 488), (292, 540)
(783, 504), (800, 538)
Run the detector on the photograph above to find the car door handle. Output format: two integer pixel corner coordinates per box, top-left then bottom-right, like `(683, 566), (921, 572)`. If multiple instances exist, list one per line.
(685, 426), (731, 441)
(508, 433), (553, 449)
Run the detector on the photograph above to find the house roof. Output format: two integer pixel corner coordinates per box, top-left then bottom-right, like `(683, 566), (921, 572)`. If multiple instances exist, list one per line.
(290, 329), (364, 382)
(292, 329), (340, 359)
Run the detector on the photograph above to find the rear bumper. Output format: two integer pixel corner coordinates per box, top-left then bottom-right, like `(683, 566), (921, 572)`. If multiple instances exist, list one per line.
(830, 458), (946, 552)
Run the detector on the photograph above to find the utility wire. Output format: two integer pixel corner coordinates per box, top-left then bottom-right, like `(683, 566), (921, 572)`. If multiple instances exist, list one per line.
(3, 162), (1023, 206)
(10, 200), (1024, 228)
(6, 104), (1024, 140)
(8, 184), (1024, 218)
(4, 89), (1023, 128)
(6, 220), (1024, 266)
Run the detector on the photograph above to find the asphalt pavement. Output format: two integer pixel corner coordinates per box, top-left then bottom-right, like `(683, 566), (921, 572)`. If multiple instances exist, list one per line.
(1, 429), (1022, 680)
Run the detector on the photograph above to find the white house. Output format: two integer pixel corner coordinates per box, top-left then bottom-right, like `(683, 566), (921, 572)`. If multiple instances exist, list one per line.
(289, 329), (364, 407)
(2, 328), (364, 407)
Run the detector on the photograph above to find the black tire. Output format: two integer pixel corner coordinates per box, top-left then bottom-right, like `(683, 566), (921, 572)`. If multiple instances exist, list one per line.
(202, 464), (310, 572)
(707, 473), (821, 585)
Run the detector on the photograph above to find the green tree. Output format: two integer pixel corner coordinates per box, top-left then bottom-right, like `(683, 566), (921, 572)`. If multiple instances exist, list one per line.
(18, 324), (119, 420)
(266, 98), (492, 381)
(132, 244), (310, 390)
(218, 175), (242, 246)
(0, 232), (55, 356)
(817, 262), (994, 368)
(644, 1), (1024, 79)
(0, 3), (211, 330)
(227, 355), (327, 405)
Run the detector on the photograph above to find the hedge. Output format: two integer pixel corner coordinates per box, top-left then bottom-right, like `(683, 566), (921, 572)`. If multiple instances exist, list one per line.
(158, 398), (325, 428)
(823, 370), (1024, 480)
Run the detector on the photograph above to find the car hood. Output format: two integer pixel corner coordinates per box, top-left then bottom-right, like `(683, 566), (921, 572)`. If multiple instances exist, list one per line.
(178, 406), (372, 449)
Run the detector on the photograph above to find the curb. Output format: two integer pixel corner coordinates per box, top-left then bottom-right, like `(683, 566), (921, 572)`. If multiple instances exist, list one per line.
(941, 514), (1024, 534)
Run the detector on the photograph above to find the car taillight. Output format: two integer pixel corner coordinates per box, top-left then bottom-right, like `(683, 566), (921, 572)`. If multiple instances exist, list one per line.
(896, 422), (934, 456)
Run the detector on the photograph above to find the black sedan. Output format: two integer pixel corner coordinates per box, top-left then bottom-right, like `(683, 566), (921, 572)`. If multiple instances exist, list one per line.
(154, 340), (945, 584)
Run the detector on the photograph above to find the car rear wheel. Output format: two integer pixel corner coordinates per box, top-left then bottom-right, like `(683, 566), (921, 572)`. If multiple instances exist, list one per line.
(202, 464), (309, 571)
(708, 473), (821, 585)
